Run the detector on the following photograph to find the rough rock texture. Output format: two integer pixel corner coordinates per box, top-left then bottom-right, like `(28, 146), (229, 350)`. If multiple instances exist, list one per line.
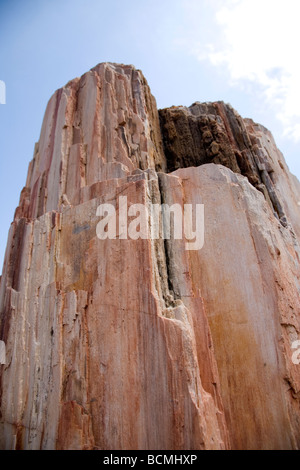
(0, 63), (300, 450)
(160, 102), (289, 225)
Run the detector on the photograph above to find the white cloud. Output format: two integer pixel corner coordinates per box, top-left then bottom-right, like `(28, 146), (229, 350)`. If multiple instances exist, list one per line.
(183, 0), (300, 142)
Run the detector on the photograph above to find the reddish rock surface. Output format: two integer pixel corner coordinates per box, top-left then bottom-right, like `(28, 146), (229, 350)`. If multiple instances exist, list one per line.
(0, 63), (300, 449)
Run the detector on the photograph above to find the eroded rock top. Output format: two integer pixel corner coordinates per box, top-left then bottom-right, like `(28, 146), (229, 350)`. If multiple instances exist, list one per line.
(159, 101), (288, 224)
(16, 63), (299, 235)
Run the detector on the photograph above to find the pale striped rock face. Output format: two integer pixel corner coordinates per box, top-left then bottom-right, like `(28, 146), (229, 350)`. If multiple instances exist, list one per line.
(0, 63), (300, 450)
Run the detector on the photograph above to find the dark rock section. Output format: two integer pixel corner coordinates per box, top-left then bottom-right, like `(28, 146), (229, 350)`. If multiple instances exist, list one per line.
(159, 101), (287, 224)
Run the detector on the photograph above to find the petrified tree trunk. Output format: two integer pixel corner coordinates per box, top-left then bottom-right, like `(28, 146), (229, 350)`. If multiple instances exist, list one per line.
(0, 63), (300, 450)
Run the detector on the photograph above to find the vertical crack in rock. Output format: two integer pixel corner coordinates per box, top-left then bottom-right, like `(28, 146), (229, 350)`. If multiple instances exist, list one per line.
(146, 170), (178, 310)
(157, 179), (177, 305)
(146, 169), (229, 450)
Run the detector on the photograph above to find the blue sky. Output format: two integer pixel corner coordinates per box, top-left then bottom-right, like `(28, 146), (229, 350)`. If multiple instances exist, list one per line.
(0, 0), (299, 269)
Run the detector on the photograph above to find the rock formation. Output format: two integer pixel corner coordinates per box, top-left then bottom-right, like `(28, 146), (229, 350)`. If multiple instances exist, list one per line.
(0, 62), (300, 450)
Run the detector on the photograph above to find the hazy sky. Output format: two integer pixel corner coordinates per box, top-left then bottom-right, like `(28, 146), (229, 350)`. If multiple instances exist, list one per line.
(0, 0), (299, 268)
